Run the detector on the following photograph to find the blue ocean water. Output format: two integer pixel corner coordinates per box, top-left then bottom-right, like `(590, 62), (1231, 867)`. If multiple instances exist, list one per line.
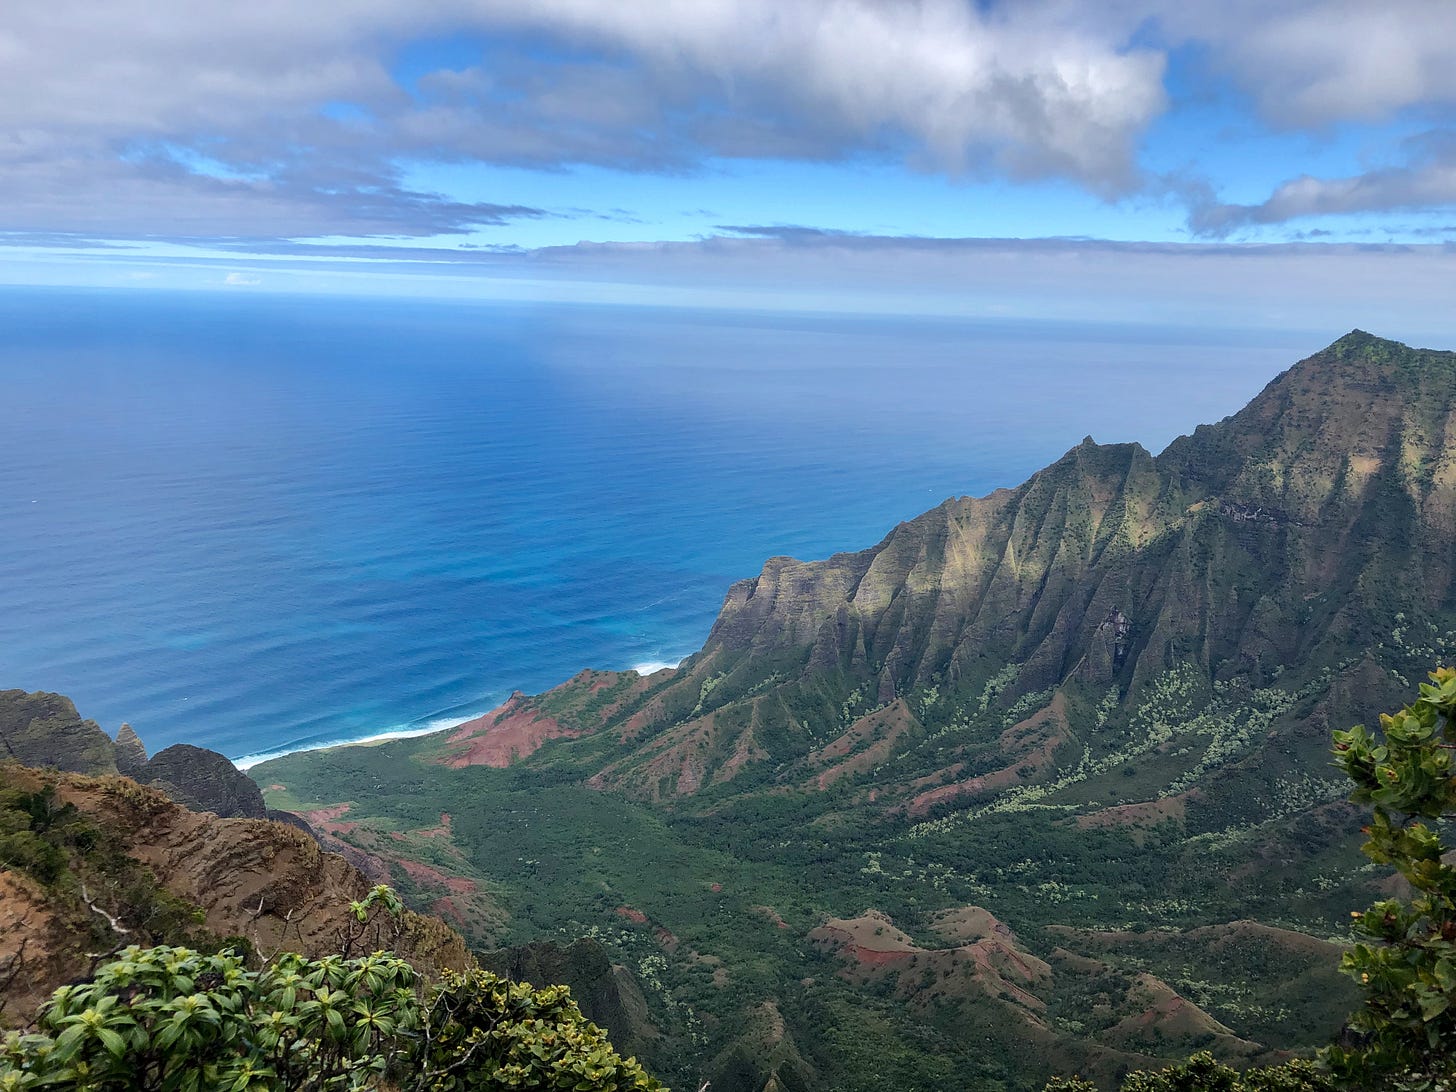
(0, 287), (1316, 763)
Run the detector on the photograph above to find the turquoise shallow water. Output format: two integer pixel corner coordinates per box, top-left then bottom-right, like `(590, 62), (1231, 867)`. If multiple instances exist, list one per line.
(0, 287), (1314, 762)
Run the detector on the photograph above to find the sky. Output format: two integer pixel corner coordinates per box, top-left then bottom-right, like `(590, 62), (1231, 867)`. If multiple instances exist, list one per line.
(3, 0), (1456, 329)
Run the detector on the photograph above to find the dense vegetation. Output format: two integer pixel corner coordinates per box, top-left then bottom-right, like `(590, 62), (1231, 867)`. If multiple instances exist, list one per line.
(4, 666), (1452, 1090)
(0, 889), (662, 1092)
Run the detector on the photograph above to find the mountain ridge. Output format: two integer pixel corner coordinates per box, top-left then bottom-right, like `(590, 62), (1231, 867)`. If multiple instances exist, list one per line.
(456, 329), (1456, 804)
(237, 331), (1456, 1088)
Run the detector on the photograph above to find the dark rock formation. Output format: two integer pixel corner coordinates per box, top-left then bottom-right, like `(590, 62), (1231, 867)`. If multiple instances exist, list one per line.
(143, 743), (267, 819)
(114, 722), (148, 777)
(0, 690), (117, 775)
(0, 691), (269, 821)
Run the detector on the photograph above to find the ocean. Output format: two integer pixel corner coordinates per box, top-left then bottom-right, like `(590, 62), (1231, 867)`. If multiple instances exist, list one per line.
(0, 286), (1315, 764)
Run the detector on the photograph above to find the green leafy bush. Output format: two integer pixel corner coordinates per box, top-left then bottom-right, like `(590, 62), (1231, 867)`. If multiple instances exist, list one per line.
(0, 945), (419, 1091)
(412, 969), (662, 1092)
(1, 918), (663, 1091)
(1328, 666), (1456, 1089)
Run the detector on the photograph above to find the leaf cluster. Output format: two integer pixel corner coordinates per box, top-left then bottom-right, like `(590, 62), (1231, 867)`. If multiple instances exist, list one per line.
(1, 940), (664, 1092)
(414, 969), (663, 1092)
(0, 945), (418, 1091)
(1328, 667), (1456, 1088)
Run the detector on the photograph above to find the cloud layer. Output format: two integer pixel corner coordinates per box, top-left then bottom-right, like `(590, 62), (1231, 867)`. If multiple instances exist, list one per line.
(2, 1), (1455, 240)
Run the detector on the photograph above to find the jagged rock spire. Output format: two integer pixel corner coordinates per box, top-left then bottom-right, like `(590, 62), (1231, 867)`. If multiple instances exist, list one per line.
(114, 722), (148, 777)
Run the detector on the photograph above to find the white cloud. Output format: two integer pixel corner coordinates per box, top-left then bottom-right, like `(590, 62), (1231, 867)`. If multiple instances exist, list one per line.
(4, 1), (1456, 240)
(1149, 1), (1456, 127)
(0, 0), (1167, 238)
(1194, 158), (1456, 234)
(223, 272), (261, 285)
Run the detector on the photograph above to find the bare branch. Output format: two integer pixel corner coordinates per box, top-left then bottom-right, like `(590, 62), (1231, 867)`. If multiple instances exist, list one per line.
(79, 882), (131, 937)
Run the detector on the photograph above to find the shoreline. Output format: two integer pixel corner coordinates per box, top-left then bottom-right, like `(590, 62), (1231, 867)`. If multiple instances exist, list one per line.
(232, 713), (482, 771)
(231, 657), (686, 772)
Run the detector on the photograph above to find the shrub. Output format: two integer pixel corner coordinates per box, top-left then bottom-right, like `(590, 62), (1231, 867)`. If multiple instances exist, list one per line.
(1327, 667), (1456, 1090)
(0, 941), (663, 1091)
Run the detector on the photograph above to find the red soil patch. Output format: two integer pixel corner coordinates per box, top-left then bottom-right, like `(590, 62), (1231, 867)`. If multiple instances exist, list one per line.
(1075, 791), (1195, 832)
(809, 908), (1052, 1014)
(265, 783), (286, 792)
(752, 906), (791, 930)
(396, 858), (477, 894)
(301, 803), (359, 836)
(416, 812), (453, 838)
(303, 803), (352, 824)
(809, 700), (919, 790)
(903, 693), (1070, 818)
(441, 692), (577, 768)
(617, 905), (648, 924)
(848, 944), (913, 966)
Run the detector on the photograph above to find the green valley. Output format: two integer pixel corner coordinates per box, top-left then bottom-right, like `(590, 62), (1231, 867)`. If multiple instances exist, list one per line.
(248, 331), (1456, 1090)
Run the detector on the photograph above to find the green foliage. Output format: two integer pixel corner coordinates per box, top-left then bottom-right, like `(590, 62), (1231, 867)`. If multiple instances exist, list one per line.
(0, 772), (213, 968)
(1328, 666), (1456, 1089)
(413, 968), (663, 1092)
(1043, 1053), (1332, 1092)
(0, 938), (663, 1092)
(0, 783), (93, 885)
(0, 944), (419, 1091)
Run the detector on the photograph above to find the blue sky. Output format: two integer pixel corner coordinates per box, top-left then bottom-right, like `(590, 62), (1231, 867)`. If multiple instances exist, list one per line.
(2, 1), (1455, 324)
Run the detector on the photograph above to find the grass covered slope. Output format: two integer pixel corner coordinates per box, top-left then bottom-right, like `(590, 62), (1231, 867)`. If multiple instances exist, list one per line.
(258, 332), (1456, 1090)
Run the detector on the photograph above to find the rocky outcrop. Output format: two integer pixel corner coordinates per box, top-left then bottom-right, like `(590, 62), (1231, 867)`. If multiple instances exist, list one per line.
(113, 722), (148, 777)
(492, 331), (1456, 802)
(142, 743), (267, 819)
(0, 690), (117, 775)
(0, 764), (473, 1025)
(0, 691), (266, 820)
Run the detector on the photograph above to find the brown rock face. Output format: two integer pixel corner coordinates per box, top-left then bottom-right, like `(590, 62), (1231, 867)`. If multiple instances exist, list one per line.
(0, 768), (473, 1025)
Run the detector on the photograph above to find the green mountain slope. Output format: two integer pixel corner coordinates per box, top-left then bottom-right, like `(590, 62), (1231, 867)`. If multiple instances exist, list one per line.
(258, 332), (1456, 1090)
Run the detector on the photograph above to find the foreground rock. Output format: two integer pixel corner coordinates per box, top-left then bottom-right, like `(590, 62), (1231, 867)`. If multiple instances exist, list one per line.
(0, 763), (472, 1025)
